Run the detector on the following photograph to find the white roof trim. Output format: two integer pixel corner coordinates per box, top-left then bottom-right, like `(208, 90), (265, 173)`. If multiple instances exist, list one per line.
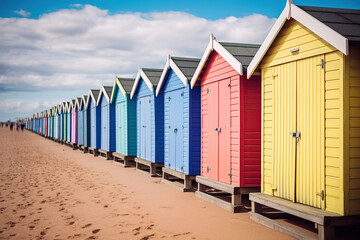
(86, 90), (98, 109)
(155, 55), (171, 97)
(96, 85), (111, 106)
(115, 76), (127, 99)
(130, 67), (154, 99)
(190, 33), (243, 89)
(82, 94), (88, 110)
(247, 1), (349, 78)
(155, 55), (188, 96)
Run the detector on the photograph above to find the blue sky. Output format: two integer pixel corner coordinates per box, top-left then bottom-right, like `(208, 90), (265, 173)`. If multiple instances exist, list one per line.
(0, 0), (359, 122)
(1, 0), (360, 19)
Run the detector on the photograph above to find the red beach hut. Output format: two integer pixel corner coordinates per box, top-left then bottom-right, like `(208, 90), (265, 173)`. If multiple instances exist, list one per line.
(190, 34), (261, 212)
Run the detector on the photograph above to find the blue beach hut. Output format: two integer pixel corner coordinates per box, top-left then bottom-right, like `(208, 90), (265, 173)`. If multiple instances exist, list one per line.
(66, 101), (72, 144)
(58, 103), (64, 142)
(110, 76), (137, 166)
(156, 56), (201, 190)
(76, 97), (84, 149)
(130, 67), (164, 176)
(88, 89), (101, 155)
(82, 94), (90, 151)
(97, 85), (115, 159)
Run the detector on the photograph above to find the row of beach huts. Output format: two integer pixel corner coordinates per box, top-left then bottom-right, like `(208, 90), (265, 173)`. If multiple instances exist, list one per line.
(20, 1), (360, 239)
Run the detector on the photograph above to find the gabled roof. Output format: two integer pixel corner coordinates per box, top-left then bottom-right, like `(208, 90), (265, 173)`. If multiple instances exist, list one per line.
(76, 97), (82, 110)
(298, 5), (360, 43)
(247, 0), (355, 78)
(82, 95), (89, 110)
(97, 85), (113, 105)
(156, 55), (200, 96)
(130, 67), (163, 99)
(87, 89), (100, 108)
(69, 99), (76, 112)
(190, 34), (260, 89)
(110, 76), (135, 103)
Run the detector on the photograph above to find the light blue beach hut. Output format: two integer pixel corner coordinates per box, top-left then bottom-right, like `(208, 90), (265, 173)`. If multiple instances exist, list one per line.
(110, 77), (137, 166)
(88, 89), (101, 155)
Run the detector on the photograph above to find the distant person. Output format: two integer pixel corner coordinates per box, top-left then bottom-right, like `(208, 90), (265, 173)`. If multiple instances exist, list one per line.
(16, 124), (19, 131)
(21, 124), (24, 132)
(10, 123), (13, 131)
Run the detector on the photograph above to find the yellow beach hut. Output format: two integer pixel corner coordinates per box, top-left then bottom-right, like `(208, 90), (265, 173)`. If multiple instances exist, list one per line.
(247, 1), (360, 238)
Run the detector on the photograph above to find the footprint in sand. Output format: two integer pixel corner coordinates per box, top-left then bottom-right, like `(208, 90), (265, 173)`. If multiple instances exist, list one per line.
(85, 236), (97, 240)
(92, 229), (101, 234)
(140, 233), (156, 240)
(81, 224), (92, 229)
(68, 221), (75, 225)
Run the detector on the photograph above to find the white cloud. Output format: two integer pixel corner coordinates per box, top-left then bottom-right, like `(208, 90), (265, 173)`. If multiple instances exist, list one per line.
(14, 9), (31, 17)
(0, 5), (276, 119)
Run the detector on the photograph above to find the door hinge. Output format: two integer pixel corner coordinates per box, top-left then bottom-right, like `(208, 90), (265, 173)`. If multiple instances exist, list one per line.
(207, 88), (211, 94)
(207, 166), (211, 172)
(317, 190), (325, 200)
(228, 83), (231, 88)
(321, 59), (324, 69)
(181, 92), (184, 97)
(168, 96), (171, 101)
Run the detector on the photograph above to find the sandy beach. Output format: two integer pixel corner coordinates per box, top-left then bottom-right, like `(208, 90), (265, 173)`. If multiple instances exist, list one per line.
(0, 127), (293, 240)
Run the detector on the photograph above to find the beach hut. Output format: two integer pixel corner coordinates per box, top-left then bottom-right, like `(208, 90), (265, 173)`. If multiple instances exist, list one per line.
(82, 94), (90, 152)
(77, 97), (85, 151)
(155, 56), (201, 191)
(70, 99), (78, 149)
(58, 103), (64, 143)
(47, 109), (52, 138)
(110, 76), (137, 166)
(66, 101), (72, 144)
(88, 89), (101, 156)
(246, 1), (360, 237)
(44, 111), (47, 136)
(63, 102), (68, 143)
(96, 85), (115, 159)
(190, 34), (261, 212)
(130, 67), (164, 176)
(53, 106), (60, 141)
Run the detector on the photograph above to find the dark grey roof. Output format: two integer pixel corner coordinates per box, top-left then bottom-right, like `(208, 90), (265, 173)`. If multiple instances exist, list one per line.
(71, 99), (75, 106)
(103, 86), (113, 98)
(91, 89), (100, 101)
(171, 57), (201, 80)
(117, 78), (135, 94)
(83, 95), (88, 102)
(219, 42), (260, 69)
(142, 68), (163, 87)
(299, 5), (360, 42)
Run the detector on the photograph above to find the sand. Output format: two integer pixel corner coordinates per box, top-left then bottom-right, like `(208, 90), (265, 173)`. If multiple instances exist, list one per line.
(0, 127), (293, 240)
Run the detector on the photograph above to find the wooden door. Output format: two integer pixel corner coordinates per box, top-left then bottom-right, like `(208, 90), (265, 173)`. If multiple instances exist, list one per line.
(296, 55), (325, 209)
(218, 78), (231, 184)
(204, 81), (219, 180)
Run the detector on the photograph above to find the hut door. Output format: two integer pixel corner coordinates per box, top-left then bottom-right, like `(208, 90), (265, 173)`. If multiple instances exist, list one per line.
(295, 55), (324, 209)
(167, 91), (176, 169)
(203, 81), (219, 180)
(101, 106), (108, 150)
(170, 91), (184, 172)
(120, 102), (126, 154)
(272, 62), (297, 202)
(140, 96), (151, 160)
(218, 78), (231, 184)
(272, 56), (325, 209)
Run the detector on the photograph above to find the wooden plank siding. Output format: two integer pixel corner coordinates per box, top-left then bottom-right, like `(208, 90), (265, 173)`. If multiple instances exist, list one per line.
(199, 51), (261, 187)
(347, 45), (360, 214)
(260, 19), (346, 215)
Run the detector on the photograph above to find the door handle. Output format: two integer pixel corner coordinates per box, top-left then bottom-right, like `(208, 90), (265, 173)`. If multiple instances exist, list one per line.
(214, 127), (221, 132)
(173, 128), (178, 133)
(290, 132), (301, 143)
